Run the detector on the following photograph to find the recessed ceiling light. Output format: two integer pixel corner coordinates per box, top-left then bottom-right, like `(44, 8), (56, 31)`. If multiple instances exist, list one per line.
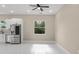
(27, 10), (30, 12)
(26, 10), (31, 13)
(49, 10), (53, 13)
(1, 4), (6, 8)
(10, 10), (14, 13)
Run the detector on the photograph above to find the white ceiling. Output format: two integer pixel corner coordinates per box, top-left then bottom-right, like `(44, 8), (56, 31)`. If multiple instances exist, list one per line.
(0, 4), (63, 15)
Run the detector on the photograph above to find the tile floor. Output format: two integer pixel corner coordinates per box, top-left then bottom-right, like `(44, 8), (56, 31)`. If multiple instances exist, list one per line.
(0, 42), (67, 54)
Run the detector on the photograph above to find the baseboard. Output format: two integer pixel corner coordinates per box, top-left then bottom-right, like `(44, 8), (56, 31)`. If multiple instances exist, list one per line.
(56, 43), (70, 54)
(23, 40), (56, 44)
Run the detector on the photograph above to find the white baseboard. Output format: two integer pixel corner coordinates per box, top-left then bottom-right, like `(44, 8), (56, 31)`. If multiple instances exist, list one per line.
(23, 40), (56, 44)
(56, 43), (70, 54)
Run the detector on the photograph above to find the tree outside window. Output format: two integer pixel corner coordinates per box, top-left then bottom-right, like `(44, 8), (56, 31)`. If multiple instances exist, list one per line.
(34, 20), (45, 34)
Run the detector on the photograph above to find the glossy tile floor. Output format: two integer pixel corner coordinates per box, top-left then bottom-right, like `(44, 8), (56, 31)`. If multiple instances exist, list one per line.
(0, 42), (67, 54)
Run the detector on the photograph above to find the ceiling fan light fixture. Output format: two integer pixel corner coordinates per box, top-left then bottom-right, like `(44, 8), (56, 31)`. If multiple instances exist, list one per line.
(38, 7), (40, 10)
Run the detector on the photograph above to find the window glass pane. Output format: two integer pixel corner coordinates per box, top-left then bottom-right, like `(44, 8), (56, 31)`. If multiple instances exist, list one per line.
(35, 21), (45, 27)
(35, 28), (45, 34)
(34, 21), (45, 34)
(0, 20), (6, 28)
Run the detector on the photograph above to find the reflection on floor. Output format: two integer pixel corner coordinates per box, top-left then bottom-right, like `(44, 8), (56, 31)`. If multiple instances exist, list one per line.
(0, 42), (67, 54)
(31, 44), (53, 54)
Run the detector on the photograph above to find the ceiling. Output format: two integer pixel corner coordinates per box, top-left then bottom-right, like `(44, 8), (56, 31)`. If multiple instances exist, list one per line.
(0, 4), (63, 15)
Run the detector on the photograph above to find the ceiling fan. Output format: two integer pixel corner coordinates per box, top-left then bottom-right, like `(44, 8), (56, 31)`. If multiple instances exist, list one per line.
(30, 4), (49, 12)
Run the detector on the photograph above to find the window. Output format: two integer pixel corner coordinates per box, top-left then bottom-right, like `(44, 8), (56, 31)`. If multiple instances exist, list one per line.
(34, 20), (45, 34)
(0, 20), (6, 28)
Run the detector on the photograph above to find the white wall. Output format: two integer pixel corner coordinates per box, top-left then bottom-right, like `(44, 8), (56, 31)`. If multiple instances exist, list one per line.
(55, 5), (79, 53)
(23, 15), (55, 42)
(0, 15), (55, 42)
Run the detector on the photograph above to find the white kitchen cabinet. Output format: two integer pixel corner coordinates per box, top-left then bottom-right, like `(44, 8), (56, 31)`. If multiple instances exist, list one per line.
(0, 34), (5, 42)
(6, 35), (20, 44)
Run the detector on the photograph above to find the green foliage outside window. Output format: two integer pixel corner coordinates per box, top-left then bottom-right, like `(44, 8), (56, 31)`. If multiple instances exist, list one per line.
(34, 21), (45, 34)
(0, 20), (6, 28)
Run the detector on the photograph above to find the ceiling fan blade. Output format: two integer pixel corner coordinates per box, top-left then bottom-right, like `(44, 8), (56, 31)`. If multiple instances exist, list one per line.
(40, 6), (49, 8)
(40, 8), (43, 11)
(29, 5), (37, 7)
(32, 7), (38, 10)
